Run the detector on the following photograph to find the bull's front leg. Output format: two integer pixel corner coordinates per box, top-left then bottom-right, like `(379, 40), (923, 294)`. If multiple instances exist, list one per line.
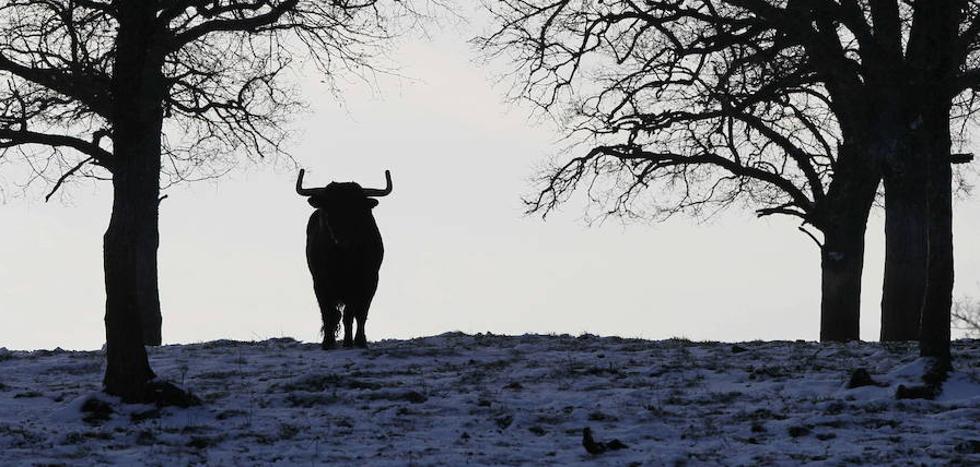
(348, 298), (372, 348)
(353, 282), (376, 348)
(354, 314), (367, 348)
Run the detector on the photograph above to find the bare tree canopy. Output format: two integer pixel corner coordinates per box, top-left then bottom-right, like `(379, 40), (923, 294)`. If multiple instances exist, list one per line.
(480, 1), (977, 221)
(482, 2), (860, 223)
(0, 0), (414, 194)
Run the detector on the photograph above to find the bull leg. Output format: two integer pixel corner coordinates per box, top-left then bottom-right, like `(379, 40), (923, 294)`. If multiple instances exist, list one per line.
(322, 306), (342, 350)
(320, 305), (342, 350)
(343, 302), (368, 348)
(342, 307), (355, 348)
(354, 279), (378, 348)
(354, 312), (368, 348)
(349, 295), (373, 348)
(313, 282), (341, 350)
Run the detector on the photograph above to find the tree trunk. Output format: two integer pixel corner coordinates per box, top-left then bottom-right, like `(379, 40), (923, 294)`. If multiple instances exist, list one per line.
(102, 5), (165, 400)
(919, 109), (953, 367)
(818, 143), (878, 342)
(102, 165), (160, 400)
(880, 153), (928, 341)
(139, 249), (163, 346)
(902, 2), (958, 373)
(863, 84), (926, 342)
(819, 227), (866, 342)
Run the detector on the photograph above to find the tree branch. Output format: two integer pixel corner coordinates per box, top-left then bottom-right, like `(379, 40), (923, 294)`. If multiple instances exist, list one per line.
(0, 55), (112, 118)
(44, 156), (94, 202)
(0, 128), (113, 164)
(599, 145), (814, 216)
(168, 0), (299, 50)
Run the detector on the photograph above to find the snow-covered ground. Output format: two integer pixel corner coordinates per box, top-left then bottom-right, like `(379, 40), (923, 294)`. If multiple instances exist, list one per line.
(1, 333), (979, 465)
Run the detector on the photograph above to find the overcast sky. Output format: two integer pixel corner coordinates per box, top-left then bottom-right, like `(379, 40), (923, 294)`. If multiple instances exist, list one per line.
(2, 9), (979, 350)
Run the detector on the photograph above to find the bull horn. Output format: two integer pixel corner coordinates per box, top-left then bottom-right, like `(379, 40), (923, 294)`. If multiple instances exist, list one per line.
(295, 169), (322, 196)
(362, 170), (393, 197)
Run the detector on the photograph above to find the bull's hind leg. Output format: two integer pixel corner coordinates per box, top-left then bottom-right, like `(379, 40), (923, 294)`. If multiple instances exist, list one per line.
(342, 306), (355, 348)
(313, 283), (341, 350)
(321, 306), (342, 350)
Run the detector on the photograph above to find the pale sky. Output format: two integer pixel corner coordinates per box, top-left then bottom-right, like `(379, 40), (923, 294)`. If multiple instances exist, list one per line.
(2, 10), (979, 350)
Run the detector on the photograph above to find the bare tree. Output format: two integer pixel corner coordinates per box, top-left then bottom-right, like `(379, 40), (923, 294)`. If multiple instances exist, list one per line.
(952, 297), (980, 338)
(480, 0), (979, 376)
(0, 0), (414, 403)
(479, 0), (878, 342)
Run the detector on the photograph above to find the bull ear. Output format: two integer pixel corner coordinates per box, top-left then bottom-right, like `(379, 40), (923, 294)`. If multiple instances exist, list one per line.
(308, 197), (325, 208)
(366, 198), (379, 209)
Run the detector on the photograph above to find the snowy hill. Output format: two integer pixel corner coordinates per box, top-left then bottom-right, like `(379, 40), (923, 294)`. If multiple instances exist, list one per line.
(1, 333), (979, 465)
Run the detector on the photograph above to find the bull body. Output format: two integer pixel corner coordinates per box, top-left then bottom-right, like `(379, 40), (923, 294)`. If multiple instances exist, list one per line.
(298, 171), (391, 349)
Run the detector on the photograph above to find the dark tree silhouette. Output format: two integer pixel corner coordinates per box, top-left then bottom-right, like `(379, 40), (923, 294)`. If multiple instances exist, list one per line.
(0, 0), (411, 402)
(480, 0), (978, 370)
(479, 0), (878, 342)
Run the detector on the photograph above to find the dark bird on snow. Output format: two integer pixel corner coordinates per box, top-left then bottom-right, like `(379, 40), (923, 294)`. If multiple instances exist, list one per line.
(582, 427), (628, 455)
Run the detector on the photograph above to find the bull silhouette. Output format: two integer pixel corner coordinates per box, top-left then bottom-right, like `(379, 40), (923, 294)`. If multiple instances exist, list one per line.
(296, 169), (391, 349)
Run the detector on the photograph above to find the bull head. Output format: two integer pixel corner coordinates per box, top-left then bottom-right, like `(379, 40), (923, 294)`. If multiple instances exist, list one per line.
(295, 169), (393, 209)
